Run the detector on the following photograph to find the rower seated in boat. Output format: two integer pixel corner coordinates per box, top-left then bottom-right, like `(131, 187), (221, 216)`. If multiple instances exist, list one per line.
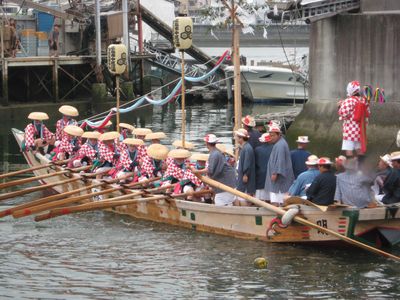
(133, 127), (152, 164)
(164, 149), (202, 201)
(114, 138), (144, 181)
(216, 143), (236, 168)
(190, 152), (212, 203)
(70, 131), (101, 168)
(54, 125), (83, 162)
(96, 131), (120, 179)
(141, 144), (169, 186)
(55, 105), (79, 142)
(118, 123), (135, 147)
(24, 112), (55, 155)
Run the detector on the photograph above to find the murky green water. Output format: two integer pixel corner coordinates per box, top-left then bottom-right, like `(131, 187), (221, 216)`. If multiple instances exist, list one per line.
(0, 101), (399, 299)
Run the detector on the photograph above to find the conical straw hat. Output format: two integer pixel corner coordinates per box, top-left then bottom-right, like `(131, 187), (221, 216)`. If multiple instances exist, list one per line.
(64, 125), (84, 137)
(133, 128), (152, 136)
(172, 140), (194, 150)
(168, 149), (191, 159)
(123, 138), (144, 146)
(59, 105), (79, 117)
(99, 131), (119, 141)
(28, 112), (49, 120)
(147, 144), (169, 160)
(82, 131), (101, 139)
(216, 144), (234, 157)
(119, 123), (135, 132)
(145, 132), (167, 140)
(191, 153), (209, 161)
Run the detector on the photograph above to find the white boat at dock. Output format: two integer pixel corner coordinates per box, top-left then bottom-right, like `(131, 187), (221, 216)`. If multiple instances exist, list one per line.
(225, 65), (308, 103)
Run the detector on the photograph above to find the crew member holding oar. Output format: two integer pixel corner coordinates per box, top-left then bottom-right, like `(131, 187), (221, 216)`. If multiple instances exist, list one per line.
(56, 125), (83, 162)
(115, 138), (144, 180)
(142, 143), (169, 182)
(97, 131), (120, 179)
(55, 105), (79, 142)
(24, 112), (55, 155)
(133, 128), (152, 163)
(72, 131), (101, 167)
(118, 123), (135, 146)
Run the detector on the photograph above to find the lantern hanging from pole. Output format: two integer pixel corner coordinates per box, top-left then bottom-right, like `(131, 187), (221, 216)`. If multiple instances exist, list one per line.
(107, 44), (127, 75)
(173, 17), (193, 50)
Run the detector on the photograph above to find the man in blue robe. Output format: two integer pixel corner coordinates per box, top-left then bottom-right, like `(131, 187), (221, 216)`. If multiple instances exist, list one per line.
(255, 133), (273, 201)
(242, 115), (261, 149)
(291, 136), (311, 179)
(287, 155), (319, 198)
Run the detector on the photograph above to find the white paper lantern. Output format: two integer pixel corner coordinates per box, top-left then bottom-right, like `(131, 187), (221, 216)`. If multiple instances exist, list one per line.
(107, 44), (127, 75)
(172, 17), (193, 50)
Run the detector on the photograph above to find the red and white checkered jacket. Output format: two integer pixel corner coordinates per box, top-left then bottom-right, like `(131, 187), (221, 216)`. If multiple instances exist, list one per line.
(338, 96), (369, 141)
(24, 123), (54, 149)
(77, 142), (99, 161)
(99, 142), (119, 165)
(138, 145), (149, 163)
(163, 158), (201, 186)
(118, 148), (141, 171)
(141, 156), (165, 177)
(59, 136), (82, 156)
(55, 118), (78, 141)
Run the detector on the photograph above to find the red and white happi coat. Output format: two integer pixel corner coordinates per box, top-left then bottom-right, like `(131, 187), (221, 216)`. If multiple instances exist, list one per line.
(77, 142), (99, 161)
(141, 156), (164, 177)
(118, 148), (141, 171)
(338, 96), (369, 142)
(99, 142), (120, 165)
(59, 136), (82, 156)
(164, 158), (201, 186)
(55, 118), (78, 141)
(24, 123), (54, 149)
(138, 145), (149, 163)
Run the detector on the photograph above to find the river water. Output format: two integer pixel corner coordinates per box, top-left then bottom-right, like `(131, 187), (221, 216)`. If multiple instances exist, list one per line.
(0, 101), (399, 299)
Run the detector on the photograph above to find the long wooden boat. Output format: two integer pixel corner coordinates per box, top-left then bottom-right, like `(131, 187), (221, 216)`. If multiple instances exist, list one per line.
(11, 128), (400, 248)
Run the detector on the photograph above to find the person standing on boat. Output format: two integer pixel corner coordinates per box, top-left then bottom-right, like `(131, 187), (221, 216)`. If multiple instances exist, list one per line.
(55, 105), (79, 142)
(234, 129), (256, 206)
(264, 125), (294, 206)
(97, 131), (121, 178)
(204, 134), (236, 206)
(286, 155), (319, 198)
(72, 131), (101, 167)
(24, 112), (55, 155)
(377, 152), (400, 205)
(291, 136), (311, 179)
(338, 80), (370, 159)
(242, 115), (261, 149)
(334, 158), (373, 208)
(56, 125), (83, 162)
(254, 133), (273, 201)
(115, 138), (144, 180)
(306, 157), (336, 206)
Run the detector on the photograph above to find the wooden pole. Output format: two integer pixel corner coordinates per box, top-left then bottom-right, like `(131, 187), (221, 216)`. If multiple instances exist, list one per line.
(0, 170), (69, 190)
(0, 163), (54, 180)
(180, 50), (186, 147)
(198, 175), (400, 261)
(116, 75), (120, 133)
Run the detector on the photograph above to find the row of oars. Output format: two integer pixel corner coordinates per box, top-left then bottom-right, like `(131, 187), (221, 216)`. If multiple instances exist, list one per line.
(0, 163), (212, 223)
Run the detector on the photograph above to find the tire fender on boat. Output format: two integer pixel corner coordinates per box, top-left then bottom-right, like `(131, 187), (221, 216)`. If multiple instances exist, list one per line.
(281, 205), (300, 226)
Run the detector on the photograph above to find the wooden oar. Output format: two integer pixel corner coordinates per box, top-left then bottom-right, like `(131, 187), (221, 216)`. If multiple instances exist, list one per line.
(0, 176), (81, 202)
(145, 184), (174, 193)
(34, 192), (158, 222)
(0, 170), (71, 190)
(12, 186), (129, 218)
(199, 175), (400, 262)
(0, 159), (69, 180)
(124, 176), (161, 188)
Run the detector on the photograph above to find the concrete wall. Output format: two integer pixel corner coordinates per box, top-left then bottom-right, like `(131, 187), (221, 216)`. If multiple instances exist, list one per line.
(361, 0), (400, 12)
(309, 14), (400, 102)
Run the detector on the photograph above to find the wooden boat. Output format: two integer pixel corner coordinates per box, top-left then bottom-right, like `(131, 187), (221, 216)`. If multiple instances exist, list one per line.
(11, 128), (400, 248)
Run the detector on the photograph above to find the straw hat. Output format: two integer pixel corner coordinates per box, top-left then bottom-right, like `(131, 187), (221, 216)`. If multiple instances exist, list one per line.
(133, 128), (152, 136)
(168, 149), (191, 159)
(64, 125), (84, 137)
(305, 155), (319, 166)
(204, 134), (219, 144)
(296, 136), (310, 143)
(28, 112), (49, 121)
(242, 115), (256, 127)
(99, 131), (119, 141)
(259, 133), (271, 143)
(123, 138), (144, 146)
(234, 128), (249, 138)
(216, 144), (234, 157)
(191, 153), (209, 161)
(379, 154), (392, 167)
(390, 151), (400, 161)
(82, 131), (101, 139)
(59, 105), (79, 117)
(147, 144), (169, 160)
(119, 123), (135, 132)
(317, 157), (332, 165)
(172, 140), (194, 150)
(145, 132), (167, 141)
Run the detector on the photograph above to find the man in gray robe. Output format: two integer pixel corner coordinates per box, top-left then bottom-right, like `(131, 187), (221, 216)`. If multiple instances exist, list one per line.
(264, 124), (295, 206)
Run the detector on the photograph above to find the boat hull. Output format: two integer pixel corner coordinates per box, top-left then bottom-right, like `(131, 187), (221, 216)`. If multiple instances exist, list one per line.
(12, 128), (400, 246)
